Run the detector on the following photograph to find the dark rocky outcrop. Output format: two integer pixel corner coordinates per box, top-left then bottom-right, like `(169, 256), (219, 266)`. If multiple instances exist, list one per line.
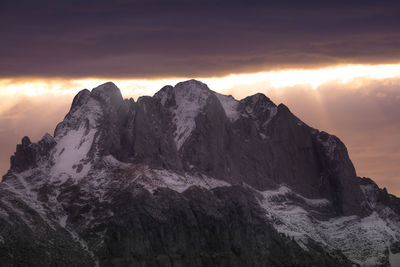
(99, 186), (353, 267)
(9, 134), (56, 174)
(0, 190), (94, 266)
(0, 184), (354, 267)
(359, 177), (400, 215)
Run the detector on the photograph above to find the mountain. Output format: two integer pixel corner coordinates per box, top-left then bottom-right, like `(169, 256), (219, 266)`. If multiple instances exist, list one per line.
(1, 80), (399, 267)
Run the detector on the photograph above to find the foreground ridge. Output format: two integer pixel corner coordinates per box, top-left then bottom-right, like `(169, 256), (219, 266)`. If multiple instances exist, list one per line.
(1, 80), (399, 267)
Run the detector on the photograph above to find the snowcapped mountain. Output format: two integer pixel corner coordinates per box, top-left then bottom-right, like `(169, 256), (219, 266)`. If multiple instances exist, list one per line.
(1, 80), (399, 266)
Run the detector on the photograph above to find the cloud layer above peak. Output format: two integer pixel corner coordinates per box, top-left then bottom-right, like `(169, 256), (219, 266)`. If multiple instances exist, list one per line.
(1, 0), (400, 78)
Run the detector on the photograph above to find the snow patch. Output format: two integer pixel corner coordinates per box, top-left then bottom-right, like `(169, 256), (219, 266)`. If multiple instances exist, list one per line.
(171, 81), (211, 149)
(360, 184), (378, 209)
(103, 155), (131, 168)
(59, 214), (68, 228)
(259, 133), (268, 140)
(50, 95), (103, 180)
(102, 155), (230, 193)
(215, 93), (240, 121)
(138, 169), (230, 193)
(263, 185), (330, 207)
(390, 250), (400, 267)
(262, 106), (278, 127)
(51, 126), (96, 179)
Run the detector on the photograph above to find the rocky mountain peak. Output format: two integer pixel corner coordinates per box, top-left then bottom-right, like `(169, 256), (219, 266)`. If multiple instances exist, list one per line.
(173, 79), (210, 99)
(243, 92), (273, 106)
(8, 133), (56, 174)
(70, 89), (90, 111)
(237, 93), (277, 123)
(155, 79), (211, 107)
(21, 136), (32, 147)
(153, 80), (214, 149)
(90, 82), (123, 106)
(154, 85), (175, 107)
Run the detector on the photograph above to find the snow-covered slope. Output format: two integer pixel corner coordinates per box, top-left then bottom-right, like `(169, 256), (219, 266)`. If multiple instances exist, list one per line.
(259, 185), (400, 266)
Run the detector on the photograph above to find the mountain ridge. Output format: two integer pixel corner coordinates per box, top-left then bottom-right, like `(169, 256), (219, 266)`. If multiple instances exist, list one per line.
(1, 80), (399, 266)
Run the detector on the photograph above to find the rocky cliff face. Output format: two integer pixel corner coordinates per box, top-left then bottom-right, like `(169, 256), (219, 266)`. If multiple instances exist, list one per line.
(1, 80), (399, 266)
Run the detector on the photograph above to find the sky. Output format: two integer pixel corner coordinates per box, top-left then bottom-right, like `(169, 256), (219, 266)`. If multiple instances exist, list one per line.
(0, 0), (399, 195)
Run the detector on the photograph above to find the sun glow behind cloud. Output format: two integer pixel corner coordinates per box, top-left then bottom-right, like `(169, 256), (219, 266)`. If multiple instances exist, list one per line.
(1, 63), (400, 99)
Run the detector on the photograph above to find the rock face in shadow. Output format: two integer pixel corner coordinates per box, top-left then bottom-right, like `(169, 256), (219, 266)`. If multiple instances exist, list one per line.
(0, 189), (94, 266)
(99, 186), (352, 267)
(0, 183), (353, 267)
(359, 177), (400, 215)
(9, 134), (56, 174)
(48, 80), (364, 216)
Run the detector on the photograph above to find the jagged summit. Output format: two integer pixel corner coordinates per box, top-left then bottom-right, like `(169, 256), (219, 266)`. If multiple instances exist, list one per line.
(175, 78), (210, 90)
(91, 82), (124, 107)
(5, 80), (363, 211)
(1, 80), (400, 266)
(69, 82), (123, 112)
(155, 79), (210, 104)
(4, 79), (365, 215)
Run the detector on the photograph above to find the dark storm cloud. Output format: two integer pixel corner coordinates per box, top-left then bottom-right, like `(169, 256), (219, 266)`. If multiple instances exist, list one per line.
(1, 0), (400, 78)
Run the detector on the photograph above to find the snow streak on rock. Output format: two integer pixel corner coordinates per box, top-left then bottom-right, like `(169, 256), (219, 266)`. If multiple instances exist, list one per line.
(51, 127), (96, 179)
(215, 93), (240, 122)
(171, 80), (211, 149)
